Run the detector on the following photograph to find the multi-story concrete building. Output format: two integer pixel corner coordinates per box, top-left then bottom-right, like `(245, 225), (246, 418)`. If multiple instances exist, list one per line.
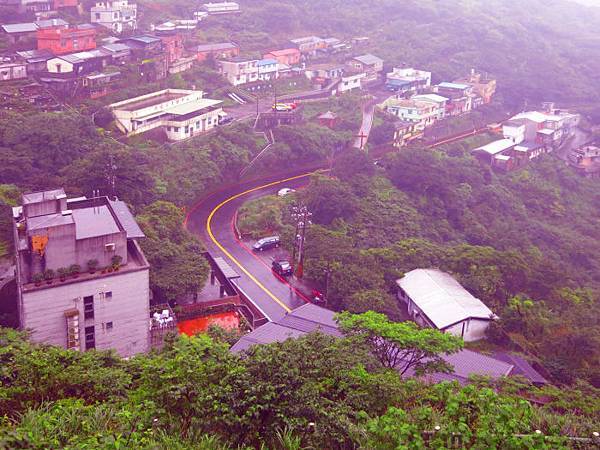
(257, 58), (278, 81)
(110, 88), (224, 141)
(202, 1), (240, 14)
(37, 24), (96, 55)
(379, 97), (438, 130)
(289, 36), (325, 56)
(91, 0), (137, 34)
(412, 93), (448, 120)
(385, 67), (431, 95)
(347, 53), (384, 81)
(13, 189), (150, 357)
(263, 48), (301, 66)
(454, 69), (497, 104)
(218, 57), (258, 86)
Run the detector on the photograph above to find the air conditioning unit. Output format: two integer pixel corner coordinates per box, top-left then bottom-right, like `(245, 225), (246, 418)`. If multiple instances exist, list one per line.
(105, 243), (116, 251)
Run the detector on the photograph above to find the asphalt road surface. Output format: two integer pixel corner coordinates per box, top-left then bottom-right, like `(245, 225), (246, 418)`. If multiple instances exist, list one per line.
(186, 170), (319, 322)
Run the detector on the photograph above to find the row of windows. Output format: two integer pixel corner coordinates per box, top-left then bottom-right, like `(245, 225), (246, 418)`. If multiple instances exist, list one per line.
(82, 291), (112, 321)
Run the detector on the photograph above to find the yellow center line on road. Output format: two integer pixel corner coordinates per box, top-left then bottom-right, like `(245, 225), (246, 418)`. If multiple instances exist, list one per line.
(205, 172), (315, 314)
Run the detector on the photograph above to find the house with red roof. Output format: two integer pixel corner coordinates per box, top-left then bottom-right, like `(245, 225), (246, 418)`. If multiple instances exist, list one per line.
(263, 48), (301, 66)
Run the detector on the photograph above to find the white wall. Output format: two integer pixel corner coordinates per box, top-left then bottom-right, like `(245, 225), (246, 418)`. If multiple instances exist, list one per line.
(47, 58), (74, 73)
(445, 318), (490, 342)
(21, 267), (150, 357)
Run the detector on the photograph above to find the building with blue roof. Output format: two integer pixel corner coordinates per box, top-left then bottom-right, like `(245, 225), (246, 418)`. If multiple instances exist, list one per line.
(257, 58), (279, 81)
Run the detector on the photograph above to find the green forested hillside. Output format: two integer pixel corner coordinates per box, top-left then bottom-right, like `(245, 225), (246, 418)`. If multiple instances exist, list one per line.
(245, 147), (600, 386)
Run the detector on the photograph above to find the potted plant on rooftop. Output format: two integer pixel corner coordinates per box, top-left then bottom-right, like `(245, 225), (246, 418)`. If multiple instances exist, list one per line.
(57, 267), (69, 282)
(32, 273), (44, 287)
(43, 269), (55, 285)
(87, 259), (99, 274)
(69, 264), (81, 278)
(111, 255), (123, 271)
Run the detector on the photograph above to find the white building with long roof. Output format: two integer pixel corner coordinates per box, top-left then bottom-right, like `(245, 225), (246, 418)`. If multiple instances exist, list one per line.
(396, 269), (496, 342)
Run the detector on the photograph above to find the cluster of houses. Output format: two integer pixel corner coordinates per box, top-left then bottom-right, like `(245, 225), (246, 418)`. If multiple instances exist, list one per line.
(210, 34), (377, 94)
(473, 102), (580, 171)
(378, 68), (497, 147)
(0, 1), (247, 106)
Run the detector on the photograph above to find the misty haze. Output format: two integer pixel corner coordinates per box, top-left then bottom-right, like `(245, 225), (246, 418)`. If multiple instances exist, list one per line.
(0, 0), (599, 448)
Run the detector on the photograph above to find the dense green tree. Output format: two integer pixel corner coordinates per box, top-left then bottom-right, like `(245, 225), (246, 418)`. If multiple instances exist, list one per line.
(337, 311), (464, 375)
(136, 201), (209, 303)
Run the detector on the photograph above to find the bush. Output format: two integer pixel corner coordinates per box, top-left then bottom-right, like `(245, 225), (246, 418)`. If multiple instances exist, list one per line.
(87, 259), (98, 272)
(69, 264), (81, 276)
(111, 255), (123, 268)
(43, 269), (54, 281)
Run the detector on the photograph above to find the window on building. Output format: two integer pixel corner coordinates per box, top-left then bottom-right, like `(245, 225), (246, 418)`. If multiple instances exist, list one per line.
(83, 295), (94, 320)
(106, 321), (113, 331)
(95, 12), (100, 19)
(104, 291), (112, 299)
(56, 63), (62, 73)
(184, 126), (189, 133)
(85, 325), (95, 350)
(73, 39), (79, 49)
(174, 127), (179, 132)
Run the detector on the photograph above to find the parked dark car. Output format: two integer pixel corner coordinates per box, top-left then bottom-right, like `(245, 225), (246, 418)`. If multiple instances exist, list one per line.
(272, 259), (293, 276)
(252, 236), (280, 251)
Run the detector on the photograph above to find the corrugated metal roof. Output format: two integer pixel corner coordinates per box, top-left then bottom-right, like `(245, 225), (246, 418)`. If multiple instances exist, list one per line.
(2, 23), (38, 33)
(192, 42), (237, 52)
(413, 94), (449, 104)
(28, 212), (74, 231)
(257, 58), (277, 66)
(438, 81), (470, 90)
(167, 98), (222, 115)
(473, 138), (515, 156)
(101, 43), (131, 53)
(23, 189), (65, 205)
(397, 269), (495, 329)
(353, 53), (383, 65)
(35, 18), (68, 28)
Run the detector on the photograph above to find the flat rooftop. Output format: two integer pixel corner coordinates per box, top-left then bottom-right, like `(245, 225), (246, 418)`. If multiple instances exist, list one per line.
(72, 205), (120, 240)
(116, 92), (188, 111)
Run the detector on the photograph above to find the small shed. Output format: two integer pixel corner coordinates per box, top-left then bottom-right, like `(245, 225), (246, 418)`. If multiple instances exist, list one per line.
(318, 111), (337, 129)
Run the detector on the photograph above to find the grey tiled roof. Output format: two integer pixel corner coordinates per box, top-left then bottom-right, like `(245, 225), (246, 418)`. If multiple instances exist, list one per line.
(493, 352), (548, 384)
(230, 322), (305, 352)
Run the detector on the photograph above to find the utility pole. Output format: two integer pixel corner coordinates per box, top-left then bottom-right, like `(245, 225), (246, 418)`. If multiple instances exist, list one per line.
(290, 203), (311, 279)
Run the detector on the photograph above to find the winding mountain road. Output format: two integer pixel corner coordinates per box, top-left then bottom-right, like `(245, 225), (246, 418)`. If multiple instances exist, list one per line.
(185, 170), (318, 322)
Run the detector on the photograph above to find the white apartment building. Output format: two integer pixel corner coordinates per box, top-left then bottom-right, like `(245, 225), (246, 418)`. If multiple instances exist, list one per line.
(218, 57), (259, 86)
(13, 189), (151, 357)
(380, 97), (438, 130)
(202, 2), (240, 14)
(386, 67), (432, 94)
(257, 58), (278, 81)
(91, 0), (137, 34)
(109, 89), (224, 141)
(336, 71), (365, 93)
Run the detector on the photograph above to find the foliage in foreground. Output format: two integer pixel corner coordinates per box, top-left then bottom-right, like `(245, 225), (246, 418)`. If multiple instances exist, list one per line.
(1, 325), (599, 449)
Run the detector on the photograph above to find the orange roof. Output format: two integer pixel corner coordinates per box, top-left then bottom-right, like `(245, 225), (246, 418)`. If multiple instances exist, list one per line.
(267, 48), (300, 56)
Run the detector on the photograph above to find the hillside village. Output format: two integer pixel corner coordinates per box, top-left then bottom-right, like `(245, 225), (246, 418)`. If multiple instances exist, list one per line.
(1, 0), (600, 446)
